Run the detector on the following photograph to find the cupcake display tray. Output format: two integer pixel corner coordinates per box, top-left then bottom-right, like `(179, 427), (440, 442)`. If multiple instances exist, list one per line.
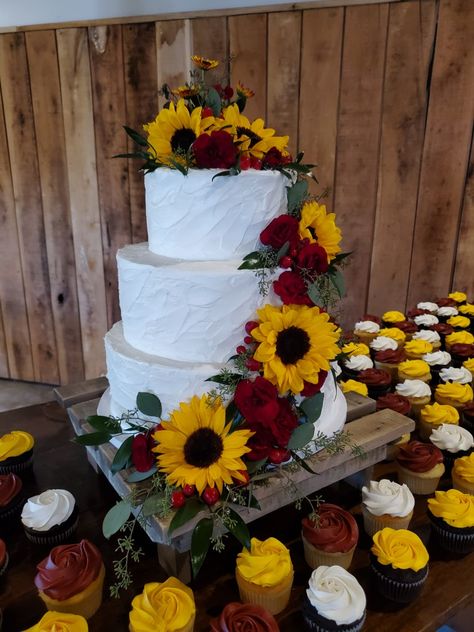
(56, 379), (414, 582)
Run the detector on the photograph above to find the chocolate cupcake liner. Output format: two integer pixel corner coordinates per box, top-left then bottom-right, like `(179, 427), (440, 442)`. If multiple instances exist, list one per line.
(370, 561), (428, 603)
(430, 519), (474, 555)
(24, 513), (79, 546)
(301, 596), (366, 632)
(0, 451), (34, 475)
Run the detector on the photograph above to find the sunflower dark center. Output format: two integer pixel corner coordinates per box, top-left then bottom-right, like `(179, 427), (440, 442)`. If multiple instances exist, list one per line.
(276, 326), (311, 365)
(236, 126), (262, 147)
(171, 128), (196, 153)
(183, 428), (223, 468)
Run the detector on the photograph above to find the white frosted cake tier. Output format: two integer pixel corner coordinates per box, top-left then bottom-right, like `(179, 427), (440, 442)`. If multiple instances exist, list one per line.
(118, 243), (277, 363)
(145, 168), (287, 260)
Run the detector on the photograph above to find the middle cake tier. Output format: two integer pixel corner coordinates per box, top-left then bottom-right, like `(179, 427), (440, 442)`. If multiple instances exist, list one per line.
(118, 242), (277, 363)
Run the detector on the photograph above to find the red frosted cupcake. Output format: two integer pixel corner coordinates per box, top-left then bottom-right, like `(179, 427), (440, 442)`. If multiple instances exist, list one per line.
(210, 602), (280, 631)
(450, 344), (474, 368)
(357, 368), (392, 399)
(374, 348), (407, 380)
(396, 441), (445, 495)
(0, 473), (24, 531)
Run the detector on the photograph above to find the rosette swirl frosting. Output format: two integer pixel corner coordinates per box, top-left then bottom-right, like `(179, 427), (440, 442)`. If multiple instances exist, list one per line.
(21, 489), (75, 531)
(395, 379), (431, 399)
(35, 540), (102, 600)
(382, 310), (406, 323)
(306, 565), (366, 625)
(450, 343), (474, 358)
(396, 320), (418, 335)
(374, 349), (406, 364)
(376, 393), (411, 415)
(452, 453), (474, 483)
(210, 602), (280, 632)
(362, 479), (414, 517)
(379, 327), (405, 343)
(371, 528), (429, 571)
(341, 342), (370, 357)
(448, 291), (467, 303)
(398, 359), (430, 377)
(339, 380), (368, 397)
(236, 537), (292, 587)
(370, 336), (398, 352)
(446, 331), (474, 346)
(417, 302), (439, 312)
(404, 339), (433, 356)
(420, 403), (459, 425)
(412, 330), (440, 344)
(459, 303), (474, 316)
(24, 611), (88, 632)
(358, 368), (391, 387)
(430, 323), (454, 336)
(0, 472), (22, 506)
(414, 314), (439, 327)
(439, 367), (472, 384)
(396, 441), (443, 473)
(422, 351), (451, 366)
(0, 430), (34, 460)
(464, 358), (474, 373)
(435, 382), (473, 404)
(430, 424), (474, 453)
(354, 320), (380, 334)
(129, 577), (195, 632)
(437, 306), (458, 317)
(447, 315), (471, 329)
(344, 355), (373, 371)
(428, 489), (474, 528)
(302, 503), (358, 553)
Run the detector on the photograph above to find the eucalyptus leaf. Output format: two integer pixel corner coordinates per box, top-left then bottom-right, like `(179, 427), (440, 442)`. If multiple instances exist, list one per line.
(330, 269), (345, 298)
(287, 422), (315, 450)
(136, 392), (162, 418)
(191, 517), (213, 576)
(245, 458), (268, 474)
(206, 86), (222, 117)
(226, 508), (251, 550)
(330, 251), (352, 266)
(126, 467), (157, 483)
(205, 373), (241, 385)
(142, 493), (166, 517)
(225, 400), (237, 424)
(212, 170), (231, 180)
(307, 282), (322, 306)
(275, 241), (290, 263)
(169, 497), (204, 534)
(300, 392), (325, 424)
(74, 431), (111, 446)
(287, 180), (308, 213)
(110, 435), (134, 474)
(86, 415), (120, 432)
(102, 500), (131, 539)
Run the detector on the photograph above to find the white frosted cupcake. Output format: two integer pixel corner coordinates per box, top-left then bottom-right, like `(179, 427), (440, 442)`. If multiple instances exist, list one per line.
(361, 479), (415, 537)
(301, 565), (366, 632)
(353, 320), (380, 345)
(414, 314), (439, 329)
(370, 336), (398, 357)
(437, 306), (459, 321)
(395, 380), (432, 417)
(342, 354), (374, 380)
(412, 329), (441, 351)
(21, 489), (78, 545)
(430, 423), (474, 474)
(439, 366), (472, 384)
(417, 302), (439, 313)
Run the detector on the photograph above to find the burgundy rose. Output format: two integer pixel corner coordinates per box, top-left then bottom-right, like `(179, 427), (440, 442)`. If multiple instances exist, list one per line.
(262, 146), (291, 168)
(297, 242), (329, 274)
(234, 377), (279, 425)
(273, 271), (312, 306)
(213, 83), (234, 100)
(260, 215), (299, 250)
(245, 428), (274, 461)
(131, 431), (156, 472)
(301, 370), (328, 397)
(270, 398), (299, 447)
(193, 130), (237, 169)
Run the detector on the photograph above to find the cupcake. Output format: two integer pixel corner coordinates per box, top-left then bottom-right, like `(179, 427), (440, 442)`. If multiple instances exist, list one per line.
(381, 310), (406, 327)
(450, 343), (474, 367)
(435, 297), (457, 308)
(210, 602), (279, 631)
(129, 577), (196, 632)
(357, 368), (392, 399)
(301, 503), (359, 570)
(35, 540), (104, 618)
(458, 303), (474, 329)
(412, 329), (441, 351)
(463, 358), (474, 373)
(353, 320), (380, 345)
(0, 472), (24, 531)
(430, 424), (474, 474)
(397, 359), (431, 384)
(373, 348), (407, 380)
(462, 401), (474, 434)
(422, 350), (452, 386)
(407, 308), (430, 319)
(24, 611), (88, 631)
(370, 528), (429, 603)
(404, 339), (433, 360)
(451, 453), (474, 495)
(0, 430), (34, 474)
(21, 489), (78, 545)
(341, 342), (370, 358)
(301, 565), (366, 632)
(447, 315), (471, 331)
(437, 306), (459, 323)
(0, 538), (7, 576)
(418, 402), (459, 442)
(434, 382), (473, 410)
(236, 537), (293, 615)
(439, 366), (472, 385)
(378, 327), (406, 348)
(395, 320), (419, 340)
(339, 380), (368, 398)
(428, 489), (474, 554)
(413, 314), (439, 330)
(361, 479), (414, 537)
(445, 331), (474, 352)
(429, 322), (454, 347)
(369, 336), (398, 358)
(395, 380), (432, 417)
(448, 291), (467, 305)
(341, 354), (373, 381)
(396, 440), (445, 495)
(417, 302), (439, 313)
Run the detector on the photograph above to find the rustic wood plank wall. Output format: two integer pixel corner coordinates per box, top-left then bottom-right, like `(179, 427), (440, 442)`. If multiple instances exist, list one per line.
(0, 0), (472, 384)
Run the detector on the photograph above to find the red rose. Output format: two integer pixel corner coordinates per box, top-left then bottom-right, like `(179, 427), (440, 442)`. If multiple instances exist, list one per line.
(246, 430), (273, 461)
(270, 398), (299, 447)
(131, 432), (156, 472)
(234, 377), (279, 424)
(260, 215), (299, 250)
(297, 242), (329, 274)
(193, 130), (237, 169)
(213, 84), (234, 100)
(273, 271), (312, 306)
(301, 370), (328, 397)
(262, 147), (292, 168)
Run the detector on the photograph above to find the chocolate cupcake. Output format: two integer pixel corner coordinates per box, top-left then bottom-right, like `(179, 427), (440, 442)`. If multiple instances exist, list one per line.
(431, 424), (474, 475)
(357, 368), (392, 399)
(428, 489), (474, 554)
(341, 354), (373, 381)
(436, 297), (458, 308)
(436, 306), (459, 324)
(210, 602), (280, 631)
(376, 393), (411, 416)
(407, 308), (431, 319)
(429, 323), (454, 349)
(21, 489), (79, 545)
(422, 350), (452, 386)
(449, 343), (474, 368)
(0, 473), (24, 532)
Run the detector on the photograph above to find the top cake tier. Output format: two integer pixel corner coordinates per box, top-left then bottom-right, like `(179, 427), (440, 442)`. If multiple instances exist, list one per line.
(145, 168), (288, 260)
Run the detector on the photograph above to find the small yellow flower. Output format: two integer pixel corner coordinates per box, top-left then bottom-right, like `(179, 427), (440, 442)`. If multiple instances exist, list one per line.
(171, 85), (200, 98)
(191, 55), (219, 70)
(237, 81), (255, 98)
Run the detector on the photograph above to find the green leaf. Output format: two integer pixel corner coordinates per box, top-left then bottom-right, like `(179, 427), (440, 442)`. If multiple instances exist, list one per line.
(102, 500), (131, 539)
(123, 126), (149, 147)
(226, 508), (251, 550)
(287, 422), (315, 450)
(142, 493), (166, 517)
(307, 282), (322, 306)
(287, 179), (308, 213)
(225, 400), (237, 424)
(290, 450), (318, 475)
(330, 251), (352, 266)
(126, 467), (157, 483)
(191, 517), (213, 576)
(300, 392), (325, 424)
(212, 170), (231, 180)
(205, 373), (241, 385)
(246, 492), (261, 510)
(86, 415), (119, 432)
(205, 86), (222, 116)
(238, 251), (267, 270)
(275, 241), (289, 263)
(110, 435), (134, 474)
(136, 392), (162, 418)
(169, 497), (204, 534)
(74, 431), (111, 446)
(168, 158), (188, 175)
(246, 458), (268, 474)
(330, 269), (345, 298)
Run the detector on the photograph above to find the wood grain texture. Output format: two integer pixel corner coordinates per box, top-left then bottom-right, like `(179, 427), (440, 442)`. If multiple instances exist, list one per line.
(156, 19), (191, 109)
(267, 11), (302, 158)
(299, 7), (343, 205)
(89, 25), (132, 328)
(123, 22), (158, 243)
(228, 14), (267, 120)
(453, 135), (474, 296)
(0, 300), (8, 377)
(333, 4), (389, 328)
(57, 27), (108, 379)
(25, 30), (85, 384)
(407, 0), (474, 305)
(191, 16), (229, 81)
(0, 32), (59, 384)
(368, 0), (437, 315)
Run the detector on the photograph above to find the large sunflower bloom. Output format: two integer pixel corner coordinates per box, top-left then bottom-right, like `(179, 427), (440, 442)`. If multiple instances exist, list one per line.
(143, 99), (214, 165)
(251, 304), (340, 395)
(299, 200), (342, 262)
(212, 104), (288, 159)
(153, 395), (253, 494)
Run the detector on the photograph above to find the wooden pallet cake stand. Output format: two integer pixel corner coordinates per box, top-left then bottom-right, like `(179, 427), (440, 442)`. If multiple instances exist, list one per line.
(55, 378), (414, 582)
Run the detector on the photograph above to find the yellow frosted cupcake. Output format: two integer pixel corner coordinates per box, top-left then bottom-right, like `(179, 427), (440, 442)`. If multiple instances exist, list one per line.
(397, 359), (431, 383)
(448, 291), (467, 304)
(435, 382), (473, 410)
(339, 379), (368, 397)
(412, 329), (441, 351)
(404, 339), (433, 360)
(428, 489), (474, 554)
(452, 453), (474, 495)
(129, 577), (195, 632)
(382, 310), (406, 326)
(418, 403), (459, 441)
(463, 358), (474, 373)
(236, 537), (293, 615)
(341, 342), (370, 357)
(0, 430), (34, 474)
(447, 315), (471, 330)
(24, 611), (88, 631)
(379, 327), (406, 348)
(445, 331), (474, 351)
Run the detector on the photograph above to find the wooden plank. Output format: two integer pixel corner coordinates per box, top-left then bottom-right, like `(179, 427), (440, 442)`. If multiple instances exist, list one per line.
(57, 27), (108, 379)
(0, 69), (33, 381)
(453, 136), (474, 296)
(25, 30), (85, 384)
(89, 25), (132, 328)
(156, 19), (191, 110)
(191, 16), (228, 81)
(228, 14), (267, 121)
(368, 0), (437, 315)
(54, 377), (108, 408)
(333, 4), (389, 328)
(123, 22), (158, 243)
(407, 0), (474, 305)
(0, 302), (9, 377)
(345, 390), (376, 421)
(267, 11), (302, 159)
(0, 33), (59, 384)
(299, 7), (344, 205)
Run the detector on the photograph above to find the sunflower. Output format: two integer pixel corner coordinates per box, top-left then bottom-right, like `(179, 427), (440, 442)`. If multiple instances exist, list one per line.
(143, 99), (214, 165)
(171, 85), (200, 98)
(191, 55), (219, 70)
(298, 200), (342, 262)
(153, 395), (253, 494)
(236, 81), (255, 98)
(211, 103), (288, 159)
(251, 304), (340, 395)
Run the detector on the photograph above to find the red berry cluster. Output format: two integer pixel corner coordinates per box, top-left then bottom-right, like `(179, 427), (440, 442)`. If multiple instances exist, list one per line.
(235, 320), (261, 372)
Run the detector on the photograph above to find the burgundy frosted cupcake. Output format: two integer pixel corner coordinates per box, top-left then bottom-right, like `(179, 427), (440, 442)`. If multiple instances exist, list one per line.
(407, 308), (430, 319)
(357, 368), (392, 399)
(396, 441), (445, 495)
(0, 473), (24, 532)
(362, 313), (382, 325)
(436, 298), (458, 308)
(374, 348), (407, 380)
(429, 323), (454, 348)
(450, 344), (474, 368)
(396, 320), (419, 340)
(461, 402), (474, 435)
(210, 602), (280, 631)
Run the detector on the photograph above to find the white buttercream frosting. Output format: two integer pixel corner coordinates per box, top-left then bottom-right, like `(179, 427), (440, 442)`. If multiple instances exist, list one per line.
(439, 366), (473, 384)
(145, 169), (287, 260)
(412, 330), (440, 344)
(306, 566), (366, 625)
(21, 489), (75, 531)
(362, 479), (414, 517)
(354, 321), (380, 334)
(422, 351), (451, 366)
(395, 379), (432, 398)
(417, 302), (439, 312)
(370, 336), (398, 352)
(344, 355), (373, 371)
(437, 306), (458, 317)
(414, 314), (439, 326)
(430, 424), (474, 453)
